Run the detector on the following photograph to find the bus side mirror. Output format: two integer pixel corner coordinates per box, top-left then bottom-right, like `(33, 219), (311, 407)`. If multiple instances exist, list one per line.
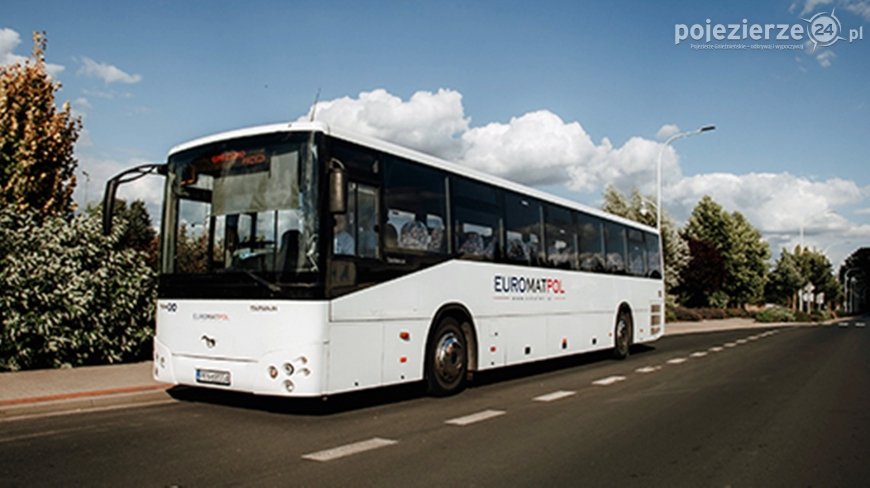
(101, 163), (167, 235)
(329, 159), (347, 214)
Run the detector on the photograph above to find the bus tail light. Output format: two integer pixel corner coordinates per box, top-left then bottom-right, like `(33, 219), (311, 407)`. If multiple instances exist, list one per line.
(399, 331), (411, 341)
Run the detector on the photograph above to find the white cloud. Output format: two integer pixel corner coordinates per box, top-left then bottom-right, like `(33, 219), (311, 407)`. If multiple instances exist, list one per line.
(844, 0), (870, 20)
(305, 88), (468, 159)
(669, 172), (865, 234)
(71, 97), (93, 120)
(78, 57), (142, 84)
(798, 0), (834, 15)
(656, 124), (681, 140)
(816, 49), (836, 68)
(0, 27), (65, 77)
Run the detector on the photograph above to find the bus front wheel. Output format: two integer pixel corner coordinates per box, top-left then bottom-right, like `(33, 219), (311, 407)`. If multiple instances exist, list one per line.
(426, 317), (468, 396)
(613, 310), (633, 359)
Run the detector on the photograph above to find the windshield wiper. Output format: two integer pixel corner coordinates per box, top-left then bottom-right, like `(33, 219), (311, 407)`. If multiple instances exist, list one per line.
(240, 269), (281, 294)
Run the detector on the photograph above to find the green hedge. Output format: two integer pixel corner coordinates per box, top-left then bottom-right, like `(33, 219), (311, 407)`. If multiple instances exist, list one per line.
(754, 307), (795, 323)
(0, 205), (156, 371)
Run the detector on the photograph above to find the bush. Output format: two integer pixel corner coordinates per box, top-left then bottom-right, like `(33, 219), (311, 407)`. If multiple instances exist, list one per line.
(671, 306), (703, 322)
(0, 205), (156, 371)
(810, 310), (832, 322)
(725, 308), (751, 318)
(755, 307), (795, 323)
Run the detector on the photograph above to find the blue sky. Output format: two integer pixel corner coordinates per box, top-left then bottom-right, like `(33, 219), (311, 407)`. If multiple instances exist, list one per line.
(3, 0), (869, 266)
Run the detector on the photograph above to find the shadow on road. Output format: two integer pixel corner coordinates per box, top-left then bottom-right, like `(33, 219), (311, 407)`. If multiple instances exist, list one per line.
(166, 343), (657, 416)
(471, 343), (655, 388)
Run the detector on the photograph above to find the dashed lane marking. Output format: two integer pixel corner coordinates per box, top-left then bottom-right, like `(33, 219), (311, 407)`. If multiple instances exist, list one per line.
(592, 375), (627, 386)
(445, 409), (506, 426)
(533, 390), (576, 402)
(666, 358), (688, 364)
(724, 342), (738, 348)
(709, 346), (724, 352)
(736, 339), (748, 344)
(856, 322), (865, 328)
(302, 438), (398, 462)
(635, 366), (662, 374)
(690, 351), (708, 358)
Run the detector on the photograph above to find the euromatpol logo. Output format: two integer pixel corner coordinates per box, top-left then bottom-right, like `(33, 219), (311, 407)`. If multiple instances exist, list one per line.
(674, 8), (864, 51)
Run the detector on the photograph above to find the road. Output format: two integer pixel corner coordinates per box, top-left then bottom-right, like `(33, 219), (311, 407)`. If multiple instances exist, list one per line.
(1, 320), (868, 487)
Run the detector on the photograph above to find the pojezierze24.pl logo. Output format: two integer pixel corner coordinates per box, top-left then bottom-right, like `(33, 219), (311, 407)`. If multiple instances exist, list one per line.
(675, 9), (863, 51)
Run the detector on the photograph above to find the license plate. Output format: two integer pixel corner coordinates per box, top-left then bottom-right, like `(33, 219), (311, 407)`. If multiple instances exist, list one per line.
(196, 368), (231, 386)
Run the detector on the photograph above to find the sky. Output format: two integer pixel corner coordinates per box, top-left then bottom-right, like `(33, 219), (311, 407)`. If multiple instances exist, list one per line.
(2, 0), (869, 268)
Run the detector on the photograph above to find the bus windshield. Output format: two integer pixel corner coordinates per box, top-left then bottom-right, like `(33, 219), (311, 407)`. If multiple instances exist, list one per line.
(162, 132), (320, 285)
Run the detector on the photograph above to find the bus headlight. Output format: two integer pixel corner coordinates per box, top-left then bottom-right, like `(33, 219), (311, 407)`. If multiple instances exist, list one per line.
(268, 365), (279, 379)
(283, 362), (295, 376)
(284, 380), (295, 392)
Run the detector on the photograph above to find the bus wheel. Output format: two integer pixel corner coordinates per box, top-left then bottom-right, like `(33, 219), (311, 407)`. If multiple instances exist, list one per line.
(426, 317), (468, 396)
(613, 310), (632, 359)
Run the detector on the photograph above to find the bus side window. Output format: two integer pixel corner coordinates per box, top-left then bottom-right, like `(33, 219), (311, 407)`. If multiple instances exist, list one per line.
(451, 177), (501, 261)
(604, 222), (627, 274)
(504, 193), (542, 267)
(577, 212), (605, 272)
(627, 228), (646, 277)
(355, 184), (379, 259)
(383, 157), (447, 255)
(544, 204), (575, 269)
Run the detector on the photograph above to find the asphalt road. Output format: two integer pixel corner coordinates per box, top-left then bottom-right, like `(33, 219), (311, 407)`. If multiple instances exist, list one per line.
(1, 319), (868, 487)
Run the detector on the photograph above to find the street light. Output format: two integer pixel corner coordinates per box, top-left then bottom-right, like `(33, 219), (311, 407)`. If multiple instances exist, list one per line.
(844, 267), (861, 314)
(82, 170), (91, 208)
(656, 124), (716, 231)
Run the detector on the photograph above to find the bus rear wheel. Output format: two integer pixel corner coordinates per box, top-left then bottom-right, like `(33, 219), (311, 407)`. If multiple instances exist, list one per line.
(426, 317), (468, 396)
(613, 310), (632, 359)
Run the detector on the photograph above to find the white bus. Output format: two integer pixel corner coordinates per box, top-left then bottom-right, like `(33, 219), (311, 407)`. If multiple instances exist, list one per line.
(103, 121), (664, 397)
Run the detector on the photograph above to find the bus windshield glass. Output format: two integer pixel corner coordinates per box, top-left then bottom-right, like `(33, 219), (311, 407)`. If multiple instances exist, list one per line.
(162, 132), (320, 283)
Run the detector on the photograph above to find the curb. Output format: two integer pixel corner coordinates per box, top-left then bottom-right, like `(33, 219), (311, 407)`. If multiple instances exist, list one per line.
(0, 385), (173, 422)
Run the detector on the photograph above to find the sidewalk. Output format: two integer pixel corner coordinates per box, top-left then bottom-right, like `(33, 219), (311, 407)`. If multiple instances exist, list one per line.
(0, 317), (846, 421)
(0, 361), (170, 421)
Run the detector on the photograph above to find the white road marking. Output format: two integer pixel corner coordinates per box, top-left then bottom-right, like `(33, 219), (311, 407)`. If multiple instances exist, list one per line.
(856, 322), (866, 328)
(724, 342), (737, 348)
(592, 375), (627, 386)
(709, 346), (724, 352)
(666, 358), (688, 364)
(635, 366), (662, 374)
(302, 438), (398, 462)
(533, 390), (576, 402)
(839, 322), (849, 327)
(736, 339), (748, 344)
(445, 409), (506, 426)
(690, 351), (708, 358)
(747, 335), (760, 340)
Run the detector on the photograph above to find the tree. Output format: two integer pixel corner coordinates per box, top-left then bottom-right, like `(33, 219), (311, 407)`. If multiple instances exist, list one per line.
(839, 248), (869, 313)
(601, 186), (689, 294)
(0, 32), (81, 219)
(91, 199), (159, 270)
(726, 211), (769, 306)
(792, 247), (840, 312)
(682, 195), (769, 308)
(766, 249), (803, 308)
(677, 238), (726, 307)
(0, 204), (156, 371)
